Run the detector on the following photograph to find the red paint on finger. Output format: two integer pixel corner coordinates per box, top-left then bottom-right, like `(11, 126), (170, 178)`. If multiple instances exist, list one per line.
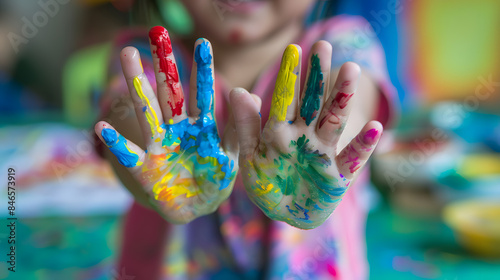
(333, 92), (353, 109)
(149, 26), (184, 116)
(318, 92), (353, 129)
(149, 26), (173, 68)
(165, 57), (183, 116)
(340, 81), (350, 88)
(343, 145), (361, 173)
(346, 155), (360, 173)
(318, 111), (339, 129)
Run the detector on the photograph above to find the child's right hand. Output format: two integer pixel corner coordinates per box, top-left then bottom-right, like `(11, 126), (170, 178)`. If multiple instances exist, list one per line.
(95, 27), (238, 224)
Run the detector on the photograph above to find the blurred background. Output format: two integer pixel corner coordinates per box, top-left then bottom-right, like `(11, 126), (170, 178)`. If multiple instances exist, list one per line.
(0, 0), (499, 279)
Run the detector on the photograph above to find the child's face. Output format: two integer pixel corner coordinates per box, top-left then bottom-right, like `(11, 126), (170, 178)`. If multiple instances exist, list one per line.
(179, 0), (315, 45)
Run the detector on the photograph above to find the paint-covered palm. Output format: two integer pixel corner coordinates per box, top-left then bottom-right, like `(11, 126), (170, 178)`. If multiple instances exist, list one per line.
(230, 42), (383, 229)
(95, 27), (237, 224)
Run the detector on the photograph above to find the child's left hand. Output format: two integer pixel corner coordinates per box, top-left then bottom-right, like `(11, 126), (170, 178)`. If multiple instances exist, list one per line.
(230, 41), (383, 229)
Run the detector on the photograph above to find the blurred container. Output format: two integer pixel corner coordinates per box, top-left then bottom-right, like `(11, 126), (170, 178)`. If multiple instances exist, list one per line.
(443, 199), (500, 258)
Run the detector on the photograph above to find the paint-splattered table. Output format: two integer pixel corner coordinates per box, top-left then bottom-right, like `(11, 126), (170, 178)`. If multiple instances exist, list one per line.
(366, 203), (500, 280)
(0, 123), (130, 279)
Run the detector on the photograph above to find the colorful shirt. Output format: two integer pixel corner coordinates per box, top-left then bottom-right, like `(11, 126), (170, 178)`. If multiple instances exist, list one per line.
(99, 15), (396, 280)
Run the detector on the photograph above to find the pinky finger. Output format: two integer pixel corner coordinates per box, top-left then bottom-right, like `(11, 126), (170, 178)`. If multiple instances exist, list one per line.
(336, 121), (383, 179)
(94, 121), (146, 172)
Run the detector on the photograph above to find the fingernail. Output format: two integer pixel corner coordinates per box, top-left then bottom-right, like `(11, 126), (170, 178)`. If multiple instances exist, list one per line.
(121, 47), (143, 78)
(231, 87), (247, 96)
(101, 128), (118, 146)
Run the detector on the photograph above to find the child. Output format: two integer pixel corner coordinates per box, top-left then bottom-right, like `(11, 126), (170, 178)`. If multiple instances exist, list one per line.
(94, 0), (395, 279)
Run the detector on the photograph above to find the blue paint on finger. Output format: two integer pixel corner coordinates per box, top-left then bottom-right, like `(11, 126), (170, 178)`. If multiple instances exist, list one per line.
(101, 128), (141, 168)
(157, 41), (235, 190)
(195, 41), (214, 118)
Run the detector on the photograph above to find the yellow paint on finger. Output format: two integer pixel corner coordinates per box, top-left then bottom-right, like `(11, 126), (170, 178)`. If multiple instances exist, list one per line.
(123, 142), (144, 166)
(133, 76), (164, 136)
(269, 45), (299, 121)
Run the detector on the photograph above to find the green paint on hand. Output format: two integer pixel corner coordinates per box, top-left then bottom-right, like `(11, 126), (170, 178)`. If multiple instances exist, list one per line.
(300, 54), (324, 126)
(246, 134), (346, 229)
(288, 135), (337, 201)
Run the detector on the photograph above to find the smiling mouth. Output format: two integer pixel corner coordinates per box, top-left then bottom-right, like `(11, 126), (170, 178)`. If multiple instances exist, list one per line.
(217, 0), (268, 13)
(220, 0), (267, 3)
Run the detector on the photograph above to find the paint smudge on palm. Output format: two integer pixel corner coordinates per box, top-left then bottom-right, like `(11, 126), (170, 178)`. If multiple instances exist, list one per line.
(300, 54), (324, 126)
(286, 203), (310, 220)
(269, 45), (299, 122)
(149, 26), (184, 116)
(245, 134), (346, 229)
(101, 128), (143, 168)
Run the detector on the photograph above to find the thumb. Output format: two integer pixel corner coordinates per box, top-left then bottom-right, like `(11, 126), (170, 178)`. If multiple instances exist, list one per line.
(222, 92), (261, 156)
(249, 93), (262, 109)
(229, 87), (262, 160)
